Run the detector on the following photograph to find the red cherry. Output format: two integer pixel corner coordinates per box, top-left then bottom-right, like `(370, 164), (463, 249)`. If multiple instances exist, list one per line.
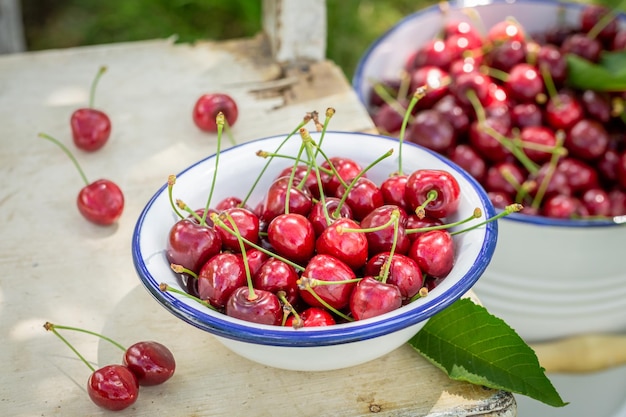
(253, 258), (300, 306)
(70, 66), (111, 152)
(315, 218), (369, 270)
(485, 162), (526, 195)
(408, 229), (455, 279)
(87, 365), (139, 411)
(405, 214), (444, 241)
(405, 169), (461, 219)
(123, 341), (176, 386)
(261, 176), (313, 223)
(409, 66), (449, 109)
(406, 109), (456, 154)
(449, 144), (487, 184)
(192, 93), (238, 132)
(198, 253), (247, 309)
(468, 118), (512, 163)
(364, 252), (423, 301)
(335, 177), (384, 221)
(545, 90), (584, 131)
(359, 205), (410, 257)
(166, 218), (222, 274)
(77, 179), (125, 225)
(349, 277), (402, 321)
(225, 287), (283, 325)
(214, 207), (260, 253)
(505, 63), (544, 103)
(277, 164), (320, 199)
(299, 254), (357, 310)
(581, 188), (612, 217)
(565, 119), (609, 161)
(556, 158), (599, 193)
(285, 307), (336, 327)
(321, 156), (364, 196)
(487, 19), (526, 44)
(39, 133), (124, 226)
(407, 39), (453, 71)
(267, 213), (316, 265)
(541, 194), (584, 219)
(519, 125), (557, 164)
(307, 197), (353, 237)
(380, 174), (410, 212)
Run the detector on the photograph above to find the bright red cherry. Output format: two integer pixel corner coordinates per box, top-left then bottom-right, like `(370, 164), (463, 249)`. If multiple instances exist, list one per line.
(267, 213), (316, 265)
(87, 365), (139, 411)
(350, 277), (402, 321)
(123, 341), (176, 386)
(359, 205), (410, 257)
(166, 218), (222, 274)
(213, 207), (260, 253)
(307, 197), (353, 237)
(192, 93), (238, 132)
(364, 252), (423, 301)
(299, 254), (357, 310)
(225, 287), (283, 326)
(261, 176), (313, 223)
(405, 169), (461, 219)
(70, 66), (111, 152)
(315, 218), (369, 270)
(197, 253), (247, 309)
(408, 230), (455, 278)
(253, 258), (300, 306)
(285, 307), (336, 328)
(335, 177), (384, 221)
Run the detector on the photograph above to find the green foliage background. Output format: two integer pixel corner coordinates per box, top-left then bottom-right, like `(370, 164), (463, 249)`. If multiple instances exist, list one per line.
(21, 0), (610, 79)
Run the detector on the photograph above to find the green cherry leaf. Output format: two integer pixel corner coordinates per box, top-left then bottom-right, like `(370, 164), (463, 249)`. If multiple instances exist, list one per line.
(566, 51), (626, 92)
(409, 298), (568, 408)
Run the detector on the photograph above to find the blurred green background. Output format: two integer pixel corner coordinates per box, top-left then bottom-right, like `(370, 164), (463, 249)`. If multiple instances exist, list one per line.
(20, 0), (611, 79)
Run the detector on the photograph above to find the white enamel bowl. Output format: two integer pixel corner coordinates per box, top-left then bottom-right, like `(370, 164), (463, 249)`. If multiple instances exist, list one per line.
(353, 0), (626, 344)
(132, 131), (497, 371)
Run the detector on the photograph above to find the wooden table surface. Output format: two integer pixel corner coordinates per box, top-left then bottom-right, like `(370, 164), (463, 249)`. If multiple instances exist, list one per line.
(0, 34), (516, 416)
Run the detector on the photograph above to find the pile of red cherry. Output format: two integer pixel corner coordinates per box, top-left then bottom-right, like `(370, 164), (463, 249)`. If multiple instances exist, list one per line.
(367, 4), (626, 220)
(44, 322), (175, 411)
(164, 117), (495, 328)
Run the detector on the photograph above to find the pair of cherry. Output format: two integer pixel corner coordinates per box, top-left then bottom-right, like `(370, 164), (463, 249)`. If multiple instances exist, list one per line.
(44, 322), (175, 411)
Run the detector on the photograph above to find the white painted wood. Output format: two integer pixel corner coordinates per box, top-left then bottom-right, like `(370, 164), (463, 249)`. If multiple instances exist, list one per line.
(263, 0), (327, 63)
(0, 0), (25, 53)
(0, 37), (515, 416)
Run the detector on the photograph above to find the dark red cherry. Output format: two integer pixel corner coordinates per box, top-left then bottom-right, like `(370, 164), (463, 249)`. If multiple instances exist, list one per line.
(123, 341), (176, 386)
(320, 156), (363, 196)
(505, 63), (544, 103)
(299, 254), (357, 310)
(519, 125), (557, 164)
(406, 109), (456, 154)
(541, 194), (584, 219)
(166, 219), (222, 274)
(267, 213), (316, 265)
(561, 33), (602, 62)
(580, 5), (619, 43)
(449, 144), (487, 183)
(87, 365), (138, 411)
(404, 214), (444, 241)
(364, 252), (423, 301)
(349, 277), (402, 321)
(214, 207), (260, 253)
(225, 287), (282, 326)
(557, 157), (599, 193)
(565, 119), (609, 161)
(408, 230), (455, 279)
(359, 205), (410, 257)
(485, 162), (526, 195)
(380, 174), (410, 212)
(253, 258), (300, 306)
(308, 197), (353, 237)
(335, 177), (384, 221)
(545, 90), (584, 131)
(261, 176), (313, 223)
(198, 253), (247, 309)
(409, 66), (450, 109)
(581, 188), (612, 217)
(405, 169), (461, 219)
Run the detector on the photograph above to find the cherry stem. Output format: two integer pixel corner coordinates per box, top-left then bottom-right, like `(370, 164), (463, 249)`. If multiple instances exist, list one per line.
(284, 142), (308, 214)
(380, 211), (401, 284)
(223, 120), (237, 146)
(414, 189), (438, 219)
(44, 321), (126, 352)
(539, 62), (559, 106)
(254, 151), (333, 175)
(532, 131), (566, 209)
(240, 115), (311, 207)
(408, 287), (429, 303)
(315, 107), (335, 152)
(209, 212), (305, 272)
(176, 199), (204, 223)
(88, 66), (107, 109)
(297, 277), (355, 322)
(168, 175), (185, 219)
(398, 86), (427, 175)
(406, 208), (482, 234)
(331, 148), (394, 219)
(277, 291), (301, 328)
(44, 322), (96, 372)
(170, 263), (198, 279)
(451, 203), (523, 235)
(159, 283), (217, 311)
(586, 1), (625, 41)
(201, 112), (225, 225)
(302, 132), (333, 226)
(222, 212), (256, 300)
(38, 133), (90, 186)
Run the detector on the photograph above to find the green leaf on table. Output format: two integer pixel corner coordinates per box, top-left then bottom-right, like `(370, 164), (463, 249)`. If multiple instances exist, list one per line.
(566, 50), (626, 92)
(408, 298), (568, 408)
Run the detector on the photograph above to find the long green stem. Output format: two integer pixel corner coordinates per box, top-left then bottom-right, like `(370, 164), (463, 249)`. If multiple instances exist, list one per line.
(44, 323), (96, 372)
(201, 112), (224, 225)
(38, 133), (89, 186)
(89, 66), (107, 109)
(45, 322), (126, 351)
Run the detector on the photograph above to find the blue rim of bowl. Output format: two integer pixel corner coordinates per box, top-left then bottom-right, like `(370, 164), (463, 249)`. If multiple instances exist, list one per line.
(132, 131), (498, 347)
(352, 0), (624, 230)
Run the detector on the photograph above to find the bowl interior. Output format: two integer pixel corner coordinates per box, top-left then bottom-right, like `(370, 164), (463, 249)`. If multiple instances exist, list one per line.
(132, 131), (497, 347)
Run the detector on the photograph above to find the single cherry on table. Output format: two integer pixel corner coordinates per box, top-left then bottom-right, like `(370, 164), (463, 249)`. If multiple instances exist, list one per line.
(70, 66), (111, 152)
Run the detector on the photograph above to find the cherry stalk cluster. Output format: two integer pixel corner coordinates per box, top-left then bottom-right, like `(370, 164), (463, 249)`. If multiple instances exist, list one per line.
(369, 3), (626, 220)
(164, 109), (511, 327)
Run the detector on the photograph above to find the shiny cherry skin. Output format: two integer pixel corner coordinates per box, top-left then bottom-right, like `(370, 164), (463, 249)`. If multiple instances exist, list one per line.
(565, 119), (609, 161)
(71, 108), (111, 152)
(364, 252), (423, 301)
(299, 254), (357, 310)
(406, 109), (456, 154)
(166, 218), (222, 274)
(505, 63), (544, 103)
(519, 125), (557, 164)
(405, 169), (461, 219)
(408, 229), (455, 279)
(556, 158), (599, 193)
(541, 194), (584, 219)
(315, 218), (369, 271)
(308, 196), (353, 237)
(484, 162), (526, 195)
(253, 258), (300, 306)
(380, 174), (410, 212)
(468, 118), (512, 163)
(225, 287), (283, 326)
(87, 364), (138, 411)
(359, 205), (410, 257)
(581, 188), (612, 217)
(404, 214), (444, 241)
(487, 19), (526, 44)
(123, 341), (176, 386)
(192, 93), (238, 132)
(261, 176), (313, 223)
(511, 102), (543, 128)
(433, 94), (471, 134)
(350, 277), (402, 321)
(545, 90), (584, 131)
(320, 156), (364, 197)
(409, 66), (450, 109)
(198, 252), (247, 309)
(449, 144), (487, 183)
(77, 179), (124, 225)
(277, 164), (320, 198)
(372, 102), (406, 135)
(536, 44), (568, 85)
(285, 307), (336, 328)
(335, 177), (384, 221)
(450, 71), (491, 107)
(213, 207), (260, 253)
(267, 213), (316, 265)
